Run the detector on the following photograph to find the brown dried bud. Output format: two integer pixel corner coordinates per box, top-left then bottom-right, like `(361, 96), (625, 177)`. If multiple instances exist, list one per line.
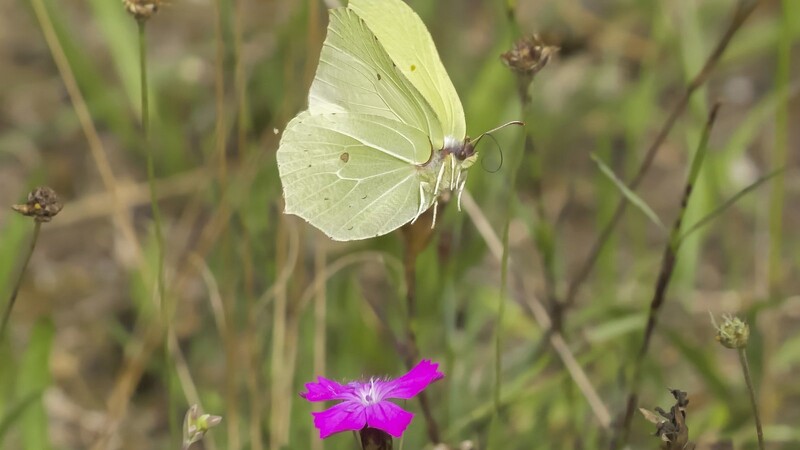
(123, 0), (161, 21)
(12, 186), (63, 223)
(501, 34), (558, 77)
(639, 389), (694, 450)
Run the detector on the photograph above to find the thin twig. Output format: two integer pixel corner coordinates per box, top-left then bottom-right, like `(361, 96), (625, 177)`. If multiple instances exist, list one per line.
(612, 103), (722, 449)
(562, 0), (760, 311)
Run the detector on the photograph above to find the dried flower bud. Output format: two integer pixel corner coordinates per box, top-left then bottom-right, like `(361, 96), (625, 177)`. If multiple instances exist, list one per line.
(639, 389), (693, 450)
(183, 404), (222, 448)
(501, 34), (558, 77)
(714, 314), (750, 349)
(123, 0), (160, 21)
(12, 186), (63, 223)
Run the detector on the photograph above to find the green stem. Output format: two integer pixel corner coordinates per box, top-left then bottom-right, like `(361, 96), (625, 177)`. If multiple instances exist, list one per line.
(0, 222), (42, 341)
(138, 20), (165, 323)
(138, 21), (149, 139)
(138, 17), (173, 443)
(738, 348), (765, 450)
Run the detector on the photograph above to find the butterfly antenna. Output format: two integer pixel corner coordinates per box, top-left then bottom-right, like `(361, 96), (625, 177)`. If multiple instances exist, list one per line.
(478, 133), (505, 173)
(471, 120), (524, 147)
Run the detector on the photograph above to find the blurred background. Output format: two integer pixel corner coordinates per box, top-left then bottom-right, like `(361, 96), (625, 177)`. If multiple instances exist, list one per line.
(0, 0), (798, 449)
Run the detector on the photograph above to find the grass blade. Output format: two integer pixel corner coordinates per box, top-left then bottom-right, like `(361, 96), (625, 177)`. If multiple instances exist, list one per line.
(0, 390), (43, 442)
(19, 318), (54, 450)
(677, 167), (786, 246)
(590, 153), (666, 231)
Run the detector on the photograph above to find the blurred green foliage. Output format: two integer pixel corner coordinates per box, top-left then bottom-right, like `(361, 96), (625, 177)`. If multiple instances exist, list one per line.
(0, 0), (798, 449)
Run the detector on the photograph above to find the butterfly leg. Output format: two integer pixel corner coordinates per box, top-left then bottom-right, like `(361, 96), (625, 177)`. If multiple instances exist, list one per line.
(454, 168), (462, 198)
(433, 160), (446, 197)
(411, 183), (427, 224)
(449, 154), (457, 190)
(457, 171), (468, 212)
(431, 199), (438, 229)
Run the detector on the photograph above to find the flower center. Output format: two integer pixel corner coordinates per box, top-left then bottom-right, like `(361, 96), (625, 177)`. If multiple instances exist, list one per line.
(357, 379), (384, 406)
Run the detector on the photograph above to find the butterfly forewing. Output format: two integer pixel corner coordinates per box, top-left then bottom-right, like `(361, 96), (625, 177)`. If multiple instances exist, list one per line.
(278, 112), (433, 241)
(349, 0), (466, 140)
(309, 8), (444, 149)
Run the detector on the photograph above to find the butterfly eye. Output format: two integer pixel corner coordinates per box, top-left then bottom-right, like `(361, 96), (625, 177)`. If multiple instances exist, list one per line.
(457, 141), (475, 161)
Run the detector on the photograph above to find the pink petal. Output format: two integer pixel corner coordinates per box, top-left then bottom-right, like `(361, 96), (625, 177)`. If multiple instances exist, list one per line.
(382, 360), (444, 399)
(365, 401), (414, 437)
(301, 376), (355, 402)
(311, 401), (367, 438)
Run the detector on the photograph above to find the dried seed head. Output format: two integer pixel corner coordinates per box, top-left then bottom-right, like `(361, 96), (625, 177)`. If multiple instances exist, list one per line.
(501, 34), (558, 77)
(123, 0), (161, 21)
(714, 314), (750, 349)
(12, 186), (63, 223)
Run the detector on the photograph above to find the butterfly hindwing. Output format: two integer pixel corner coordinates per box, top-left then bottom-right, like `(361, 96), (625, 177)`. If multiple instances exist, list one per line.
(277, 111), (434, 240)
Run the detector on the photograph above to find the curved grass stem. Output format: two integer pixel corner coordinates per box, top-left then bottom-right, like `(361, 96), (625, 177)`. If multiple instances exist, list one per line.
(0, 222), (42, 341)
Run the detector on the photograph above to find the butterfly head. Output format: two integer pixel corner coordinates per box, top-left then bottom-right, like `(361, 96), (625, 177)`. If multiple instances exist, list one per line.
(442, 136), (476, 162)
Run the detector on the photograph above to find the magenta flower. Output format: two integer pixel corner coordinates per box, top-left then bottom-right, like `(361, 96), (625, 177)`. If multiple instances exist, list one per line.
(300, 360), (444, 439)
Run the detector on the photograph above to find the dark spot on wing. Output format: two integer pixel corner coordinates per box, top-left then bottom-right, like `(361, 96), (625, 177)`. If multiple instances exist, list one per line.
(324, 197), (329, 201)
(410, 64), (416, 72)
(377, 73), (381, 80)
(307, 164), (312, 167)
(340, 152), (350, 163)
(361, 194), (367, 200)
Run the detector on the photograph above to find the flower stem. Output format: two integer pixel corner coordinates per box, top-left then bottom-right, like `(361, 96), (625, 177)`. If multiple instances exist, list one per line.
(738, 348), (765, 450)
(401, 239), (440, 444)
(138, 20), (164, 313)
(138, 17), (173, 443)
(0, 222), (42, 341)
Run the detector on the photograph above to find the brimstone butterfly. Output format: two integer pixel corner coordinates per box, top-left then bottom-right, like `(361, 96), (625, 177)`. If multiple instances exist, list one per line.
(277, 0), (498, 241)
